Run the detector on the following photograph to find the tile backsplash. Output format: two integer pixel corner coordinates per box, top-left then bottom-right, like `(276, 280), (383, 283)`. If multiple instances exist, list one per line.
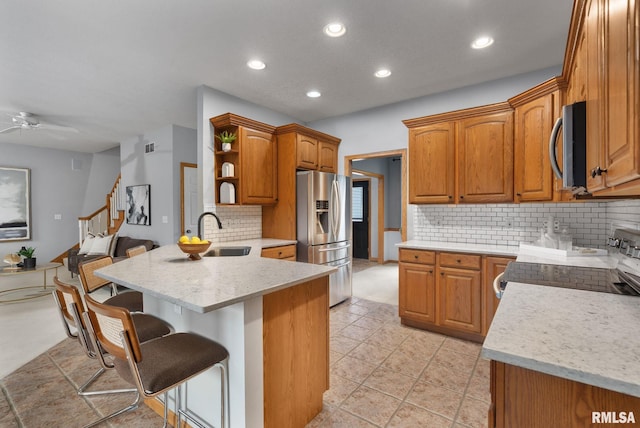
(201, 205), (262, 243)
(412, 200), (640, 249)
(199, 199), (640, 249)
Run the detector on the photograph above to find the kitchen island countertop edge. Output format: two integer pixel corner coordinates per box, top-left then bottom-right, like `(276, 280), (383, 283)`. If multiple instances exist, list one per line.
(94, 239), (336, 313)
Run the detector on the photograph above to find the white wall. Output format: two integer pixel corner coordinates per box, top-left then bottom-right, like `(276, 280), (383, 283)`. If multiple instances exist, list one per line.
(80, 147), (121, 215)
(119, 124), (197, 245)
(0, 142), (119, 262)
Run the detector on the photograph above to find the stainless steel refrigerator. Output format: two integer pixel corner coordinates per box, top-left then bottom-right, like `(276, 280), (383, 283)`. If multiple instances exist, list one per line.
(297, 170), (352, 306)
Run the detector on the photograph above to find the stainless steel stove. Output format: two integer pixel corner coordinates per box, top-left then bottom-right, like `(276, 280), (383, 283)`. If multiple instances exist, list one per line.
(499, 228), (640, 298)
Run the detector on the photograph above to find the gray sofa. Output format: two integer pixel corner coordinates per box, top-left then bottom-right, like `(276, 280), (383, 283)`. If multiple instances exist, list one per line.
(67, 236), (156, 276)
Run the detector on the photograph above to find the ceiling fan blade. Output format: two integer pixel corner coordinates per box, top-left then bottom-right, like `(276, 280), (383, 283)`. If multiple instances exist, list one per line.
(38, 122), (79, 133)
(0, 126), (20, 134)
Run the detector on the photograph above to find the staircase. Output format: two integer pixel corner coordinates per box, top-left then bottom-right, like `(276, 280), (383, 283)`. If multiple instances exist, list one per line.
(51, 175), (124, 264)
(78, 174), (124, 244)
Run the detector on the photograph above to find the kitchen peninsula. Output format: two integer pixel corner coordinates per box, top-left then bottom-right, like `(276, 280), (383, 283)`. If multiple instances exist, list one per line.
(483, 282), (640, 427)
(94, 239), (335, 428)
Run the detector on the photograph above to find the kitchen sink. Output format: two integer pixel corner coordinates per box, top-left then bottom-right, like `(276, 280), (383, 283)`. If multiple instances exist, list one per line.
(203, 246), (251, 257)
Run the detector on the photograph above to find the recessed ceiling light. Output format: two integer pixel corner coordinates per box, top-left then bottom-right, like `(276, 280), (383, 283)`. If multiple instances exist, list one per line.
(247, 60), (266, 70)
(324, 22), (346, 37)
(374, 69), (392, 78)
(306, 90), (321, 98)
(471, 36), (494, 49)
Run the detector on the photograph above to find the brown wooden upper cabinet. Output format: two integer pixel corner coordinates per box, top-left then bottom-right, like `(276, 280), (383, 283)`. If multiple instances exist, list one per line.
(283, 124), (340, 173)
(509, 77), (568, 202)
(408, 122), (455, 203)
(564, 0), (639, 196)
(209, 113), (277, 205)
(261, 124), (341, 240)
(404, 103), (514, 204)
(296, 134), (319, 170)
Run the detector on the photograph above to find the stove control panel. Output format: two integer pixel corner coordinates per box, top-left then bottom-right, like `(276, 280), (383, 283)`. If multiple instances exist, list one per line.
(608, 229), (640, 259)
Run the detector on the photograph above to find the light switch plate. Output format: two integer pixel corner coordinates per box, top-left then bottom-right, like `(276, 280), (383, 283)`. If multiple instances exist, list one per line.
(162, 216), (168, 224)
(54, 214), (62, 220)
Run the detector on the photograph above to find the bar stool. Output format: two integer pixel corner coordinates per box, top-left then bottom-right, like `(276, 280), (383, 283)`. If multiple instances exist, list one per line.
(126, 245), (147, 258)
(52, 276), (172, 401)
(83, 294), (230, 428)
(78, 256), (143, 312)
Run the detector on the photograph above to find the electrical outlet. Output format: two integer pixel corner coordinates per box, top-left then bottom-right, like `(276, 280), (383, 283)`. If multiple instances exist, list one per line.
(554, 220), (560, 231)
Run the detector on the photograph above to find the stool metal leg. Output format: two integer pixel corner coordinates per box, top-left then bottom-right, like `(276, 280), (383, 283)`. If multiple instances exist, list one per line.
(176, 359), (229, 428)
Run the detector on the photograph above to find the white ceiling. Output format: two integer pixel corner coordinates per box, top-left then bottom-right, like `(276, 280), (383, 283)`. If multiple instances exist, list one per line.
(0, 1), (574, 153)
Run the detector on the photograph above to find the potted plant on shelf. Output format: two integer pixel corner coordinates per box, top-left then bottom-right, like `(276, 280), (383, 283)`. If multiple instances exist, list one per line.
(215, 130), (237, 152)
(18, 246), (36, 269)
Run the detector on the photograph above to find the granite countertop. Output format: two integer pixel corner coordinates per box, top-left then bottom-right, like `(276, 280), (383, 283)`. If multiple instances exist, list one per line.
(397, 240), (519, 257)
(94, 238), (335, 313)
(482, 282), (640, 398)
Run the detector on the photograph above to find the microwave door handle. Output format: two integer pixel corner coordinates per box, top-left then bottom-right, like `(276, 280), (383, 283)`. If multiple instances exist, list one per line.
(549, 117), (564, 180)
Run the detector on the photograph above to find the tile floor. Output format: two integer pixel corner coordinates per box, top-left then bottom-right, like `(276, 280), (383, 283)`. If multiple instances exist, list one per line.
(1, 262), (490, 427)
(309, 297), (490, 428)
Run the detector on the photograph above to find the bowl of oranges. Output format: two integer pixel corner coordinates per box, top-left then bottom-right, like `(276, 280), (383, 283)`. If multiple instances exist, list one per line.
(177, 236), (211, 260)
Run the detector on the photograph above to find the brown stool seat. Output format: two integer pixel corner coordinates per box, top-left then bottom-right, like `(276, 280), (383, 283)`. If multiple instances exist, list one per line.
(78, 256), (143, 312)
(104, 290), (143, 313)
(114, 332), (229, 395)
(130, 313), (172, 343)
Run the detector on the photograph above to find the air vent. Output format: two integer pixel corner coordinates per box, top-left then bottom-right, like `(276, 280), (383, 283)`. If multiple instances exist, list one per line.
(144, 142), (155, 154)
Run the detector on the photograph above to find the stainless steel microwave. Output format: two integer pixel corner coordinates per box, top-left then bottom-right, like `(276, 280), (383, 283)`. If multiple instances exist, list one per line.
(549, 101), (587, 192)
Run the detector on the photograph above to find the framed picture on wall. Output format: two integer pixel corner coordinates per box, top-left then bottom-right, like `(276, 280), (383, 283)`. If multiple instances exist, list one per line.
(126, 184), (151, 226)
(0, 166), (31, 242)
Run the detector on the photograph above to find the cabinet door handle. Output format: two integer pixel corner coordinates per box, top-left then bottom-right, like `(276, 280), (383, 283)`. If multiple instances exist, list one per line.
(440, 272), (444, 276)
(448, 195), (452, 199)
(428, 270), (433, 274)
(414, 255), (419, 259)
(459, 195), (464, 199)
(456, 259), (461, 263)
(591, 166), (608, 178)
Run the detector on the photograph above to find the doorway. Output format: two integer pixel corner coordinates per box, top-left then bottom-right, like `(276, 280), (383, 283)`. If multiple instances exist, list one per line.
(344, 149), (407, 263)
(352, 179), (370, 259)
(180, 162), (198, 236)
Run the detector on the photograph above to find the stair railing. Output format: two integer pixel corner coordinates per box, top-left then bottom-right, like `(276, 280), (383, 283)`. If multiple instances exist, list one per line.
(78, 174), (124, 246)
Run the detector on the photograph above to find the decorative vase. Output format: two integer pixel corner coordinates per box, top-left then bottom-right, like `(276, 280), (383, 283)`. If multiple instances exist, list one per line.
(222, 143), (231, 152)
(23, 257), (36, 269)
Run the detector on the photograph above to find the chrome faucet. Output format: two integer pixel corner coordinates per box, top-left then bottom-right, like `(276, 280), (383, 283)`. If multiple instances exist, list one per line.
(197, 212), (223, 240)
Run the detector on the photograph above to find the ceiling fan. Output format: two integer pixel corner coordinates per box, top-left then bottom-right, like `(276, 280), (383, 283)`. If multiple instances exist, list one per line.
(0, 111), (79, 135)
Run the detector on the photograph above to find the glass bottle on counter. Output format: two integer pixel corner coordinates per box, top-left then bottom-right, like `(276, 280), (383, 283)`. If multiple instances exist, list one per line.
(558, 228), (573, 251)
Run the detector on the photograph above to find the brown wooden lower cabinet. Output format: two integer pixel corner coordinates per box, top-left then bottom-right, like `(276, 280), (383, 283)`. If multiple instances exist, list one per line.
(399, 249), (515, 342)
(399, 249), (509, 343)
(261, 244), (297, 261)
(491, 361), (640, 428)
